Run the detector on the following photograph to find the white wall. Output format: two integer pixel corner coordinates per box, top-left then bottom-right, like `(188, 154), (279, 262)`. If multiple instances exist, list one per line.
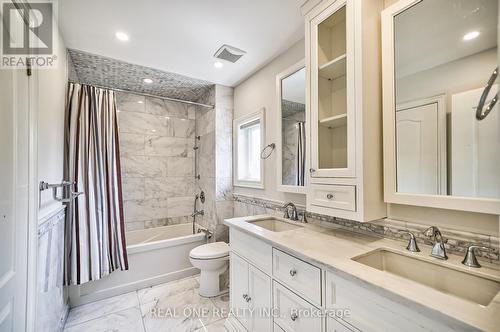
(233, 39), (306, 206)
(397, 48), (497, 112)
(37, 26), (68, 218)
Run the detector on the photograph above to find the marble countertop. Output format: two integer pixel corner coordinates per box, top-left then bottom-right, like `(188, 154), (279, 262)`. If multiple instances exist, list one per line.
(224, 215), (500, 331)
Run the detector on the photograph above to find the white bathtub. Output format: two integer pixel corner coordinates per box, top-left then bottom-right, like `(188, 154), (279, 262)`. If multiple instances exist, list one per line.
(69, 223), (206, 306)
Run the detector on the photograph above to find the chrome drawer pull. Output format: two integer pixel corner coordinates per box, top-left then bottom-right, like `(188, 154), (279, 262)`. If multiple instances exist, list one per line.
(289, 269), (297, 277)
(291, 313), (298, 321)
(309, 168), (316, 173)
(326, 193), (335, 200)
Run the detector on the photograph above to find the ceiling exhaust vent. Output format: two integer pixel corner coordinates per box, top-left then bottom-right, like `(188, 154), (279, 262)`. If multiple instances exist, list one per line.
(214, 44), (246, 63)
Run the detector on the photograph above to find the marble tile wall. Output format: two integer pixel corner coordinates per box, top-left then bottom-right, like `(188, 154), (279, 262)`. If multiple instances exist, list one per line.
(117, 91), (196, 231)
(194, 85), (234, 244)
(233, 194), (500, 264)
(281, 101), (305, 186)
(37, 207), (68, 332)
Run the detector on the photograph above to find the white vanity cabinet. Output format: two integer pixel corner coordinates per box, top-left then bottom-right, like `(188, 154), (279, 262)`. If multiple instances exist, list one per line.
(230, 252), (272, 332)
(226, 226), (477, 332)
(304, 0), (386, 222)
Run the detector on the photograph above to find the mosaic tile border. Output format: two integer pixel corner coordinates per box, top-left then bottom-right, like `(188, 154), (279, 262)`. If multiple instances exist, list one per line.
(233, 194), (499, 264)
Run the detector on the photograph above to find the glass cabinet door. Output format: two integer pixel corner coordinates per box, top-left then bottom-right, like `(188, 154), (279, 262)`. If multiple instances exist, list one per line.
(310, 0), (355, 178)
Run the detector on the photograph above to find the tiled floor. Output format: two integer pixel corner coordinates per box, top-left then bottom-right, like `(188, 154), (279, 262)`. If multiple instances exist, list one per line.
(63, 276), (229, 332)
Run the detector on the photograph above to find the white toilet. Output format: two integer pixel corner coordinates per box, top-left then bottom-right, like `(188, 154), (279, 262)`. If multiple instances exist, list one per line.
(189, 242), (230, 297)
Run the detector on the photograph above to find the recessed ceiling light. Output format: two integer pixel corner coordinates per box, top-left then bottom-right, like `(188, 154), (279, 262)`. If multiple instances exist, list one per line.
(463, 31), (480, 41)
(115, 31), (129, 41)
(143, 78), (153, 84)
(137, 100), (144, 104)
(214, 61), (224, 69)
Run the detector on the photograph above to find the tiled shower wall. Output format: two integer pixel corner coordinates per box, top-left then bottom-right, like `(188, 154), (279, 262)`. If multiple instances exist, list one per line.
(116, 91), (196, 231)
(194, 85), (234, 242)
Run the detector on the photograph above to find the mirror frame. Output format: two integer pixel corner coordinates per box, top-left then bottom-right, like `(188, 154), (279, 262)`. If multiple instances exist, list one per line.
(275, 59), (308, 194)
(381, 0), (500, 214)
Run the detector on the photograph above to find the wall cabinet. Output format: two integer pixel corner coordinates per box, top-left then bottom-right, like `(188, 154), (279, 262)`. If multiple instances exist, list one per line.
(305, 0), (386, 222)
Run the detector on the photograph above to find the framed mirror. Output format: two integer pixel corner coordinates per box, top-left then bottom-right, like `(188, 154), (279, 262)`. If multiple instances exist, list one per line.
(382, 0), (499, 214)
(276, 60), (307, 193)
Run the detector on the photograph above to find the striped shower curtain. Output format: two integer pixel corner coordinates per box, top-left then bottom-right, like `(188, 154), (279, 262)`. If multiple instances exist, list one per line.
(64, 82), (128, 285)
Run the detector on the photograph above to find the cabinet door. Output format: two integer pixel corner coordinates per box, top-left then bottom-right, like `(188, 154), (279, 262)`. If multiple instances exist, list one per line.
(310, 0), (356, 178)
(230, 253), (249, 329)
(248, 265), (272, 332)
(326, 317), (357, 332)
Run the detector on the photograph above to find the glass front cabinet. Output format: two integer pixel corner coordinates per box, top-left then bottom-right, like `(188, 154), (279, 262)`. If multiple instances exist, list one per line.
(305, 0), (386, 221)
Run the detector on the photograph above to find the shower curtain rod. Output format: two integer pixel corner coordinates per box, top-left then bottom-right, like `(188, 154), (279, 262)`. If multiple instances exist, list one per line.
(68, 80), (215, 109)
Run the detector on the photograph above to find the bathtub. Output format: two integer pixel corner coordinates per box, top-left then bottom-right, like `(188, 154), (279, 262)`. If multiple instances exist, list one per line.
(69, 223), (206, 306)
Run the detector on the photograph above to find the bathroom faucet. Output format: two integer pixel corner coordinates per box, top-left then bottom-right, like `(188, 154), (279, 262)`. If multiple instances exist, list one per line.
(282, 202), (299, 221)
(424, 226), (448, 260)
(462, 245), (490, 268)
(191, 210), (204, 217)
(399, 230), (420, 252)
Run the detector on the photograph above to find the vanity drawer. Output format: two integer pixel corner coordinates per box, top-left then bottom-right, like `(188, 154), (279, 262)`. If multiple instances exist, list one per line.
(273, 281), (322, 332)
(230, 228), (272, 274)
(272, 248), (322, 306)
(309, 184), (356, 211)
(326, 317), (358, 332)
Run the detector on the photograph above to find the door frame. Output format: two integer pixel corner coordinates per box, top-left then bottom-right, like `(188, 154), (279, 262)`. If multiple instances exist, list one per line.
(395, 94), (447, 195)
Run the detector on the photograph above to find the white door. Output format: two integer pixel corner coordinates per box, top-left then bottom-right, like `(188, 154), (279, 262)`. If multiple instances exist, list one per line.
(230, 253), (249, 329)
(451, 85), (500, 198)
(395, 102), (442, 194)
(0, 53), (32, 332)
(0, 3), (35, 330)
(248, 265), (271, 332)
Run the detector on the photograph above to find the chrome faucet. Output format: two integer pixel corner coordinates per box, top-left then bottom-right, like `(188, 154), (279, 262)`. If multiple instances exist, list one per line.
(462, 245), (490, 268)
(424, 226), (448, 260)
(191, 210), (204, 217)
(282, 202), (299, 221)
(399, 231), (420, 252)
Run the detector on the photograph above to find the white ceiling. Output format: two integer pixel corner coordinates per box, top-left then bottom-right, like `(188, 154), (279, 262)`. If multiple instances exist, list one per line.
(58, 0), (305, 87)
(395, 0), (497, 78)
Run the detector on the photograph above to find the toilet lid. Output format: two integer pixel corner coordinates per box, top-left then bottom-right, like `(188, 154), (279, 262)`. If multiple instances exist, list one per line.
(190, 242), (229, 260)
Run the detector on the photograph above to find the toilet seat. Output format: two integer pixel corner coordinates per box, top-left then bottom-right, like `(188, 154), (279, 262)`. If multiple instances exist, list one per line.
(189, 242), (229, 260)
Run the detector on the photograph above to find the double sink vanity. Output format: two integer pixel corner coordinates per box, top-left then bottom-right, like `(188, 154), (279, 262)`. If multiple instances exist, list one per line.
(227, 0), (500, 330)
(224, 216), (500, 332)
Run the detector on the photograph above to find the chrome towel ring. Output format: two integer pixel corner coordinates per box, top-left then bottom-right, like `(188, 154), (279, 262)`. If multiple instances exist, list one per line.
(260, 143), (275, 159)
(476, 67), (498, 120)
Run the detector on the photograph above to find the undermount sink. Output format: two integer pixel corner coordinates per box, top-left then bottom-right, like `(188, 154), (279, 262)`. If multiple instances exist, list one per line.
(246, 218), (303, 232)
(352, 248), (500, 306)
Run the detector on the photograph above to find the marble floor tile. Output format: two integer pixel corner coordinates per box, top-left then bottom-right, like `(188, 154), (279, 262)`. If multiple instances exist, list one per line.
(64, 291), (140, 327)
(140, 287), (219, 332)
(194, 318), (227, 332)
(63, 276), (227, 332)
(64, 307), (144, 332)
(137, 276), (199, 304)
(210, 293), (230, 318)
